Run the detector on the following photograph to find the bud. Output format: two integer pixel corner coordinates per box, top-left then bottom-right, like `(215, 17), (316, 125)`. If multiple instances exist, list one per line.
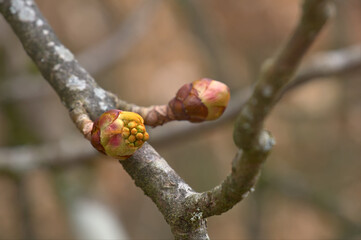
(168, 78), (230, 122)
(91, 109), (149, 160)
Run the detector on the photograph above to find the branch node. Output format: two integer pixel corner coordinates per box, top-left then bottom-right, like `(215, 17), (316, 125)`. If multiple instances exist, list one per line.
(256, 130), (276, 153)
(69, 101), (93, 140)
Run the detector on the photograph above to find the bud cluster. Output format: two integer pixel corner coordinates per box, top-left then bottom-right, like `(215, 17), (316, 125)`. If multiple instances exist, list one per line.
(91, 109), (149, 160)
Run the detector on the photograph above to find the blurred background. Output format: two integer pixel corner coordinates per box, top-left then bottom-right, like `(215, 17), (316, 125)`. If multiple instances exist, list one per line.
(0, 0), (360, 239)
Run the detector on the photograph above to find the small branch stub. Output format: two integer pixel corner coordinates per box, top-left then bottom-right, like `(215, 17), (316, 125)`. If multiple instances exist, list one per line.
(91, 110), (149, 160)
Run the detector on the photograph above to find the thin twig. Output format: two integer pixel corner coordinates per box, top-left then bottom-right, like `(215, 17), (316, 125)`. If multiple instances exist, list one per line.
(233, 0), (335, 149)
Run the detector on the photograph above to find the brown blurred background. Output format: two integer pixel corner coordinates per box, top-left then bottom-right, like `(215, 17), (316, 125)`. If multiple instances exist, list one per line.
(0, 0), (361, 239)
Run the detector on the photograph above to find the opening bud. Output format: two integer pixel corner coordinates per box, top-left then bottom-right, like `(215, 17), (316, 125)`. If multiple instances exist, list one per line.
(91, 109), (149, 160)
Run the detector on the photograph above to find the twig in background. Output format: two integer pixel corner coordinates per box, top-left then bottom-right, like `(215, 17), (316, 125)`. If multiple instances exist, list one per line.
(262, 167), (361, 236)
(0, 135), (95, 174)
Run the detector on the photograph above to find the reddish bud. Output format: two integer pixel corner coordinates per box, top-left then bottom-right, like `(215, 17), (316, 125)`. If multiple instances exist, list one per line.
(91, 110), (149, 160)
(169, 78), (230, 122)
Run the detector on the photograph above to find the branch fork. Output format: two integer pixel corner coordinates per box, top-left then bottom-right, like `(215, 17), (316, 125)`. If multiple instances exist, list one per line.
(0, 0), (334, 238)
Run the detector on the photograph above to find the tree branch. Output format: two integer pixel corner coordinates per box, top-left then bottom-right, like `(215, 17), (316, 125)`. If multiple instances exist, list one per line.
(0, 0), (209, 238)
(188, 0), (334, 218)
(233, 0), (334, 149)
(0, 0), (335, 238)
